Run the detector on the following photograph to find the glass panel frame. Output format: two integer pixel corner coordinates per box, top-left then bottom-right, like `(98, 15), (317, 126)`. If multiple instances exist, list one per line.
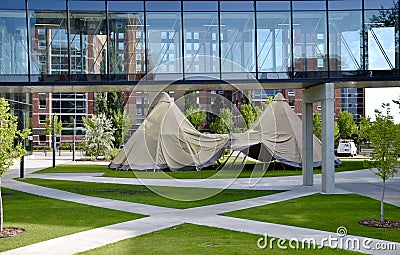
(108, 11), (146, 81)
(183, 12), (220, 79)
(220, 12), (256, 78)
(292, 10), (328, 79)
(29, 10), (69, 82)
(256, 11), (292, 79)
(0, 10), (29, 82)
(328, 9), (364, 78)
(146, 12), (183, 80)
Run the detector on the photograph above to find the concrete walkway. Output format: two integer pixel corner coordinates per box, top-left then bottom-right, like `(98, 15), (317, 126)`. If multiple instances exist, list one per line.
(1, 159), (399, 255)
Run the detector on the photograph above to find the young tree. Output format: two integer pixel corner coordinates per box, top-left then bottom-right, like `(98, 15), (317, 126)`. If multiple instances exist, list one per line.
(240, 104), (257, 129)
(95, 92), (128, 147)
(185, 107), (206, 131)
(337, 110), (358, 139)
(44, 113), (63, 135)
(359, 103), (400, 224)
(83, 114), (115, 160)
(313, 111), (322, 140)
(44, 113), (63, 149)
(112, 110), (131, 148)
(210, 108), (233, 134)
(0, 98), (30, 231)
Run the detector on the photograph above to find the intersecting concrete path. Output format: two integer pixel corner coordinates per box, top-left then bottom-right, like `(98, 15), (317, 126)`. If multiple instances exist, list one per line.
(1, 159), (399, 255)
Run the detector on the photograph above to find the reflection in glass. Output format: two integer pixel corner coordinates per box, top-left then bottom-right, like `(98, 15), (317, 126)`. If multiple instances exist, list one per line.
(329, 10), (362, 76)
(365, 8), (399, 75)
(0, 10), (29, 81)
(183, 12), (219, 78)
(69, 12), (107, 80)
(292, 11), (327, 78)
(146, 12), (182, 79)
(29, 11), (69, 81)
(220, 12), (255, 75)
(257, 11), (291, 79)
(108, 12), (145, 80)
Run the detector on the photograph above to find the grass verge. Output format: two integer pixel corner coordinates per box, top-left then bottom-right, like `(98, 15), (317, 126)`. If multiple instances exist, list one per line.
(0, 188), (142, 252)
(19, 179), (281, 209)
(224, 194), (400, 243)
(78, 223), (359, 255)
(34, 159), (366, 179)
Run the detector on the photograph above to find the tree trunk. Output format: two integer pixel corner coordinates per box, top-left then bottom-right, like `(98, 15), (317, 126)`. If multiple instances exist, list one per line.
(381, 179), (386, 223)
(0, 178), (3, 232)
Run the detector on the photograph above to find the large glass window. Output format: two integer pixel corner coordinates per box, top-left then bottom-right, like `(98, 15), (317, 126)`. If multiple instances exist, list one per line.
(69, 1), (107, 81)
(146, 12), (182, 80)
(329, 1), (363, 77)
(108, 1), (145, 81)
(183, 12), (219, 79)
(29, 10), (69, 82)
(0, 5), (29, 82)
(220, 11), (256, 77)
(292, 1), (327, 78)
(52, 92), (87, 135)
(256, 5), (291, 79)
(364, 1), (399, 77)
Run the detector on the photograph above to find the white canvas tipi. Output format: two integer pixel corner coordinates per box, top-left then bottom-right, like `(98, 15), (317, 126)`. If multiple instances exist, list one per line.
(109, 93), (230, 171)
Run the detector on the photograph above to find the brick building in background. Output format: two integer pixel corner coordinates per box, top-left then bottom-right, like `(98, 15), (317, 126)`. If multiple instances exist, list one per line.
(31, 92), (95, 147)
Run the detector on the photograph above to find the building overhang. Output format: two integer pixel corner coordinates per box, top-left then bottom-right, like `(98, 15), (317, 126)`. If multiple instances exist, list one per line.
(1, 78), (400, 93)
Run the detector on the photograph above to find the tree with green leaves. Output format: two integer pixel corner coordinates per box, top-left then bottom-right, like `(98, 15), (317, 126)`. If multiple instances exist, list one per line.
(359, 103), (400, 224)
(185, 107), (206, 131)
(95, 92), (128, 147)
(83, 113), (115, 160)
(313, 111), (322, 140)
(112, 110), (131, 147)
(240, 104), (257, 129)
(44, 113), (63, 135)
(0, 98), (30, 231)
(210, 108), (234, 134)
(313, 111), (340, 141)
(337, 110), (358, 139)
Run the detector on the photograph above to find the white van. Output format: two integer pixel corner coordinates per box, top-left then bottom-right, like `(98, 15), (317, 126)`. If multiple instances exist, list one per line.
(337, 140), (357, 157)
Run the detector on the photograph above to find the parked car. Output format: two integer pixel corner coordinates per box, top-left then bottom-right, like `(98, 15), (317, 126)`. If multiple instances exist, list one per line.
(337, 140), (357, 157)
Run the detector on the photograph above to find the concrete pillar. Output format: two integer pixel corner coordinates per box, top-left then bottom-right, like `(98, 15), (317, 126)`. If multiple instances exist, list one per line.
(302, 102), (314, 186)
(321, 83), (335, 193)
(302, 83), (336, 193)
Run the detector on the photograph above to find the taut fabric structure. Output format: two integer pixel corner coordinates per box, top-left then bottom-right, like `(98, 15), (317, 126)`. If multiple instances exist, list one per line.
(231, 93), (323, 168)
(109, 93), (230, 171)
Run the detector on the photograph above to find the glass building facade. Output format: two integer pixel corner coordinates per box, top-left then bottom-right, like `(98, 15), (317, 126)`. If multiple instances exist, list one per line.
(0, 0), (399, 85)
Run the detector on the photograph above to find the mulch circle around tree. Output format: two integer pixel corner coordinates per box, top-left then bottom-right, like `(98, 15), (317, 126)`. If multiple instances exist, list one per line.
(359, 219), (400, 228)
(0, 227), (26, 238)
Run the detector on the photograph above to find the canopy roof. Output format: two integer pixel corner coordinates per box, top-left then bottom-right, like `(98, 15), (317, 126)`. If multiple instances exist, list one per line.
(231, 93), (323, 168)
(109, 93), (230, 171)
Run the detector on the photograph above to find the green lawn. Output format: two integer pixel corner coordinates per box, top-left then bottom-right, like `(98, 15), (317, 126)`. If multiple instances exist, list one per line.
(78, 224), (359, 255)
(34, 159), (366, 179)
(19, 179), (281, 209)
(225, 194), (400, 243)
(0, 188), (142, 252)
(35, 164), (108, 174)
